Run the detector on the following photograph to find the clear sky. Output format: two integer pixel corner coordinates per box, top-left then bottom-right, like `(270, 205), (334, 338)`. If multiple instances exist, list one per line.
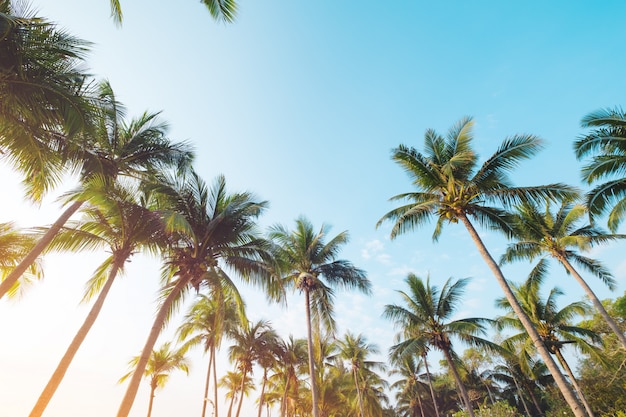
(2, 1), (626, 416)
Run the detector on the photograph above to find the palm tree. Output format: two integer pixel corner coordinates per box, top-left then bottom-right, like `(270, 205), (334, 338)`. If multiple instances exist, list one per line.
(502, 200), (626, 350)
(575, 107), (626, 232)
(177, 292), (244, 417)
(384, 274), (496, 417)
(268, 216), (371, 417)
(0, 81), (193, 301)
(0, 0), (96, 200)
(228, 319), (279, 417)
(390, 355), (431, 417)
(107, 0), (238, 25)
(116, 172), (274, 417)
(220, 371), (255, 417)
(28, 181), (165, 417)
(119, 342), (190, 417)
(332, 331), (387, 417)
(377, 116), (585, 417)
(268, 335), (308, 417)
(0, 222), (43, 297)
(496, 271), (604, 417)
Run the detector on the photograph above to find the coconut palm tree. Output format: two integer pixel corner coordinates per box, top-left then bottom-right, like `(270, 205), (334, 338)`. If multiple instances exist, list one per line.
(0, 222), (43, 297)
(177, 292), (244, 417)
(496, 271), (605, 417)
(268, 216), (371, 417)
(268, 335), (308, 417)
(332, 331), (387, 417)
(220, 371), (255, 417)
(0, 81), (193, 301)
(575, 107), (626, 232)
(116, 171), (274, 417)
(0, 0), (96, 200)
(377, 116), (585, 417)
(384, 273), (497, 417)
(119, 342), (190, 417)
(390, 355), (431, 417)
(502, 200), (626, 350)
(28, 181), (165, 417)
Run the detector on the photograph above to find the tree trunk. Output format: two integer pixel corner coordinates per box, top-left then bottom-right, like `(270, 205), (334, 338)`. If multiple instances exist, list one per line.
(201, 346), (214, 417)
(353, 368), (365, 417)
(29, 261), (121, 417)
(212, 347), (219, 417)
(441, 346), (475, 417)
(304, 288), (320, 417)
(227, 391), (236, 417)
(416, 386), (426, 417)
(459, 214), (586, 417)
(422, 353), (440, 417)
(554, 349), (595, 417)
(117, 277), (188, 417)
(512, 375), (532, 417)
(559, 256), (626, 350)
(235, 368), (247, 417)
(147, 381), (156, 417)
(0, 200), (83, 300)
(258, 368), (268, 417)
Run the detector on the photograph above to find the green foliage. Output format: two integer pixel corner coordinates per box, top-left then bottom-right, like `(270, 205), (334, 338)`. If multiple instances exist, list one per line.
(453, 401), (521, 417)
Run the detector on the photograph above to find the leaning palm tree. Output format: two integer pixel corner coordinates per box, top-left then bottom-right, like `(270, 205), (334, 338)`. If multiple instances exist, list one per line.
(119, 342), (190, 417)
(496, 272), (605, 417)
(384, 274), (496, 417)
(0, 0), (96, 200)
(501, 200), (626, 350)
(268, 216), (371, 417)
(575, 107), (626, 232)
(177, 292), (244, 417)
(28, 180), (165, 417)
(0, 81), (193, 301)
(377, 116), (585, 417)
(116, 171), (274, 417)
(0, 222), (43, 297)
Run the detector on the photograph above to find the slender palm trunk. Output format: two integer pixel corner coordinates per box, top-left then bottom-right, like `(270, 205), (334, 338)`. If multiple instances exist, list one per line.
(117, 277), (188, 417)
(525, 382), (543, 416)
(0, 200), (83, 300)
(415, 386), (426, 417)
(234, 368), (247, 417)
(147, 382), (156, 417)
(304, 288), (320, 417)
(441, 347), (475, 417)
(212, 348), (219, 417)
(201, 346), (214, 417)
(459, 214), (586, 417)
(353, 368), (365, 417)
(227, 392), (236, 417)
(559, 256), (626, 350)
(554, 349), (595, 417)
(29, 261), (121, 417)
(511, 376), (532, 417)
(257, 368), (268, 417)
(422, 354), (440, 417)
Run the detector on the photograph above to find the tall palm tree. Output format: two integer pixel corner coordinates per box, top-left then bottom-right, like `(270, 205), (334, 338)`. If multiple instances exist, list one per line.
(384, 274), (495, 417)
(0, 81), (193, 301)
(268, 216), (371, 417)
(332, 331), (386, 417)
(377, 116), (585, 417)
(119, 342), (190, 417)
(502, 200), (626, 350)
(177, 292), (244, 417)
(0, 222), (43, 297)
(496, 272), (604, 417)
(116, 171), (274, 417)
(575, 107), (626, 232)
(28, 181), (165, 417)
(0, 0), (96, 200)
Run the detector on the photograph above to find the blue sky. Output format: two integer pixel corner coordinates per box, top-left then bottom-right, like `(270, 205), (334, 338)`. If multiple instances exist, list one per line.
(2, 1), (626, 416)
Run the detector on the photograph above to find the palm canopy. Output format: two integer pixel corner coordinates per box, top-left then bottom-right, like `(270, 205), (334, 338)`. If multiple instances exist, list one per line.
(377, 117), (577, 241)
(0, 222), (42, 297)
(269, 216), (371, 333)
(575, 107), (626, 231)
(107, 0), (237, 26)
(120, 341), (190, 392)
(0, 0), (96, 200)
(501, 200), (622, 289)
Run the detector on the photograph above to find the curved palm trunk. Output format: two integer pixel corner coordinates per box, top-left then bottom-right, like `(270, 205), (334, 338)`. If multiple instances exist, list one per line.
(353, 369), (365, 417)
(29, 261), (121, 417)
(258, 368), (269, 417)
(459, 214), (586, 417)
(147, 381), (157, 417)
(554, 349), (595, 417)
(117, 277), (188, 417)
(304, 288), (320, 417)
(441, 347), (475, 417)
(201, 346), (214, 417)
(234, 368), (248, 417)
(559, 256), (626, 350)
(0, 200), (83, 300)
(212, 348), (219, 417)
(511, 376), (532, 417)
(422, 354), (440, 417)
